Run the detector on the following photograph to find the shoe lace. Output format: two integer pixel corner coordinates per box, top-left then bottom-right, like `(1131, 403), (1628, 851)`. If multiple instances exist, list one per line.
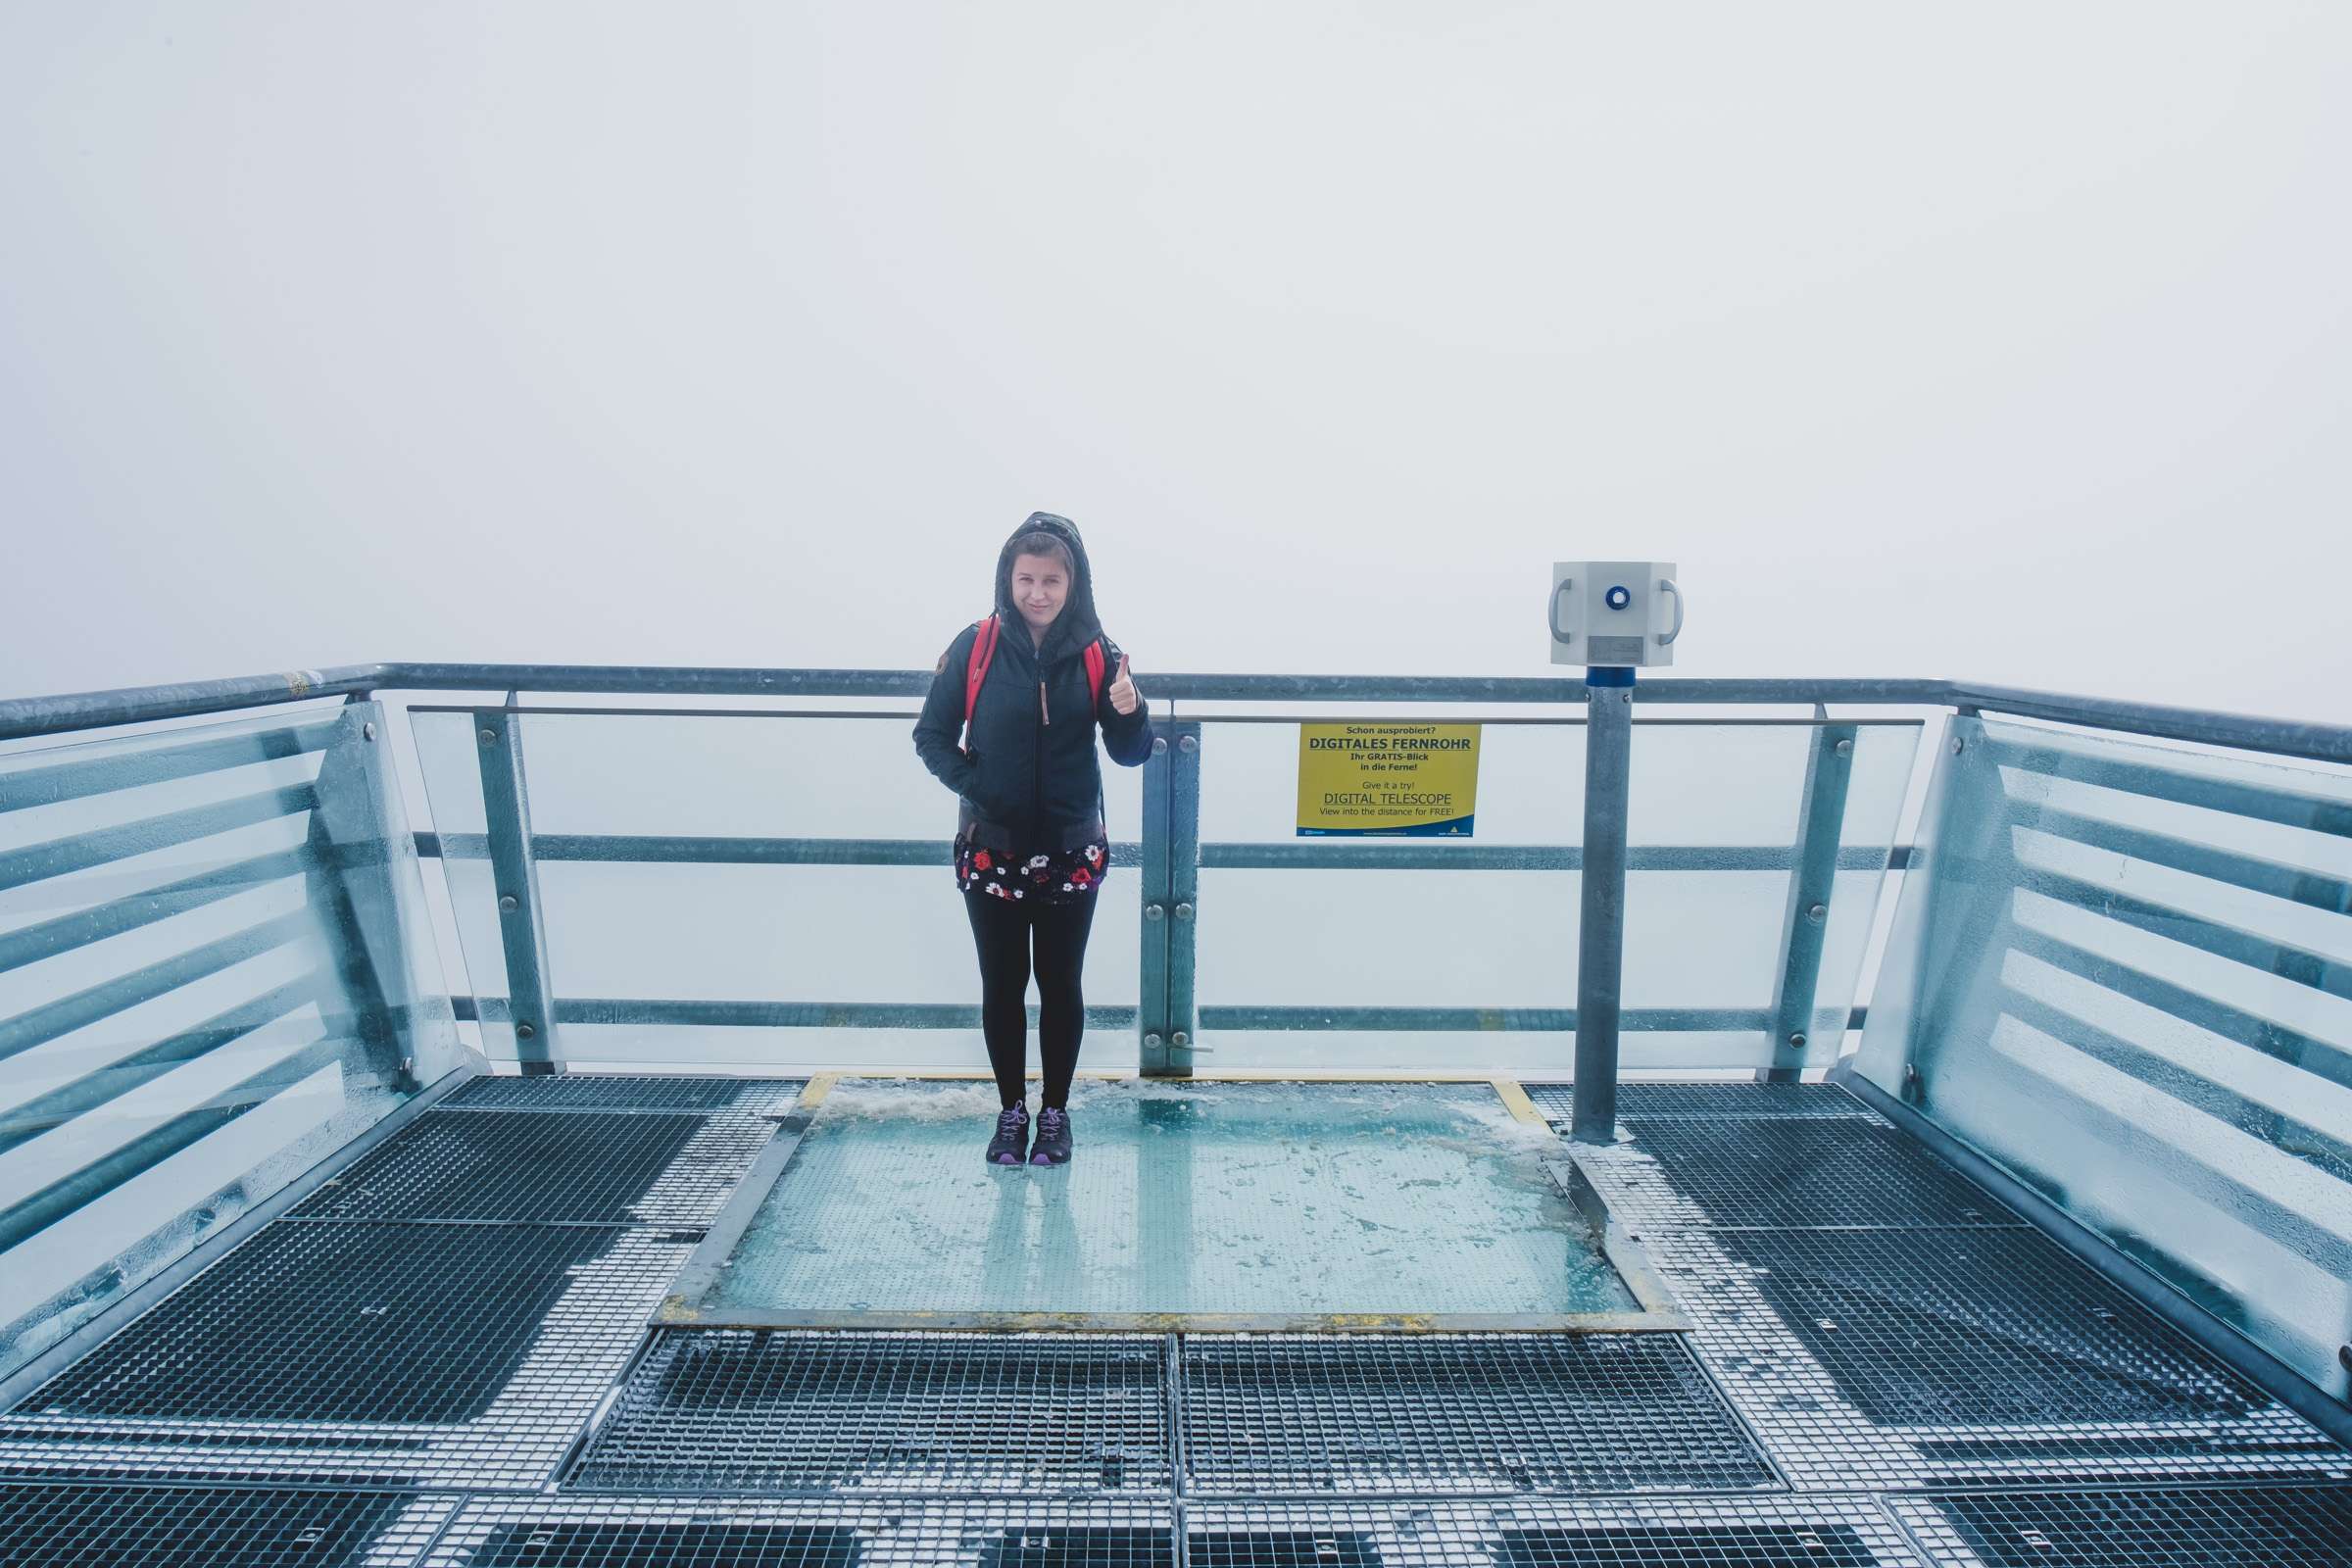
(997, 1106), (1027, 1135)
(1038, 1107), (1066, 1135)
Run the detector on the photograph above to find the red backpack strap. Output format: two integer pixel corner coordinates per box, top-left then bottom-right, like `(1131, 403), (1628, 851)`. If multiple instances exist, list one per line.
(961, 614), (1001, 742)
(1083, 638), (1107, 712)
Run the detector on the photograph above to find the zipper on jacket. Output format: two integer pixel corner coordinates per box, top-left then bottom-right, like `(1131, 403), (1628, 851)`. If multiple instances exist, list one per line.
(1029, 632), (1047, 840)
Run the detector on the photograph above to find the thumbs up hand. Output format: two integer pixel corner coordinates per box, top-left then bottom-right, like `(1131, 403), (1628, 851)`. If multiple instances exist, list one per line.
(1107, 653), (1141, 715)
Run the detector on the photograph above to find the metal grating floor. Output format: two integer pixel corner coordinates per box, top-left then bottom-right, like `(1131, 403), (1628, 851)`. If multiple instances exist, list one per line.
(442, 1073), (808, 1115)
(418, 1496), (1945, 1568)
(1179, 1334), (1776, 1496)
(0, 1223), (694, 1489)
(0, 1483), (460, 1568)
(1646, 1223), (2351, 1490)
(568, 1331), (1173, 1495)
(287, 1108), (776, 1226)
(3, 1071), (2349, 1565)
(422, 1497), (1176, 1568)
(1884, 1482), (2352, 1567)
(1579, 1117), (2021, 1231)
(1182, 1499), (1930, 1566)
(1522, 1081), (1888, 1123)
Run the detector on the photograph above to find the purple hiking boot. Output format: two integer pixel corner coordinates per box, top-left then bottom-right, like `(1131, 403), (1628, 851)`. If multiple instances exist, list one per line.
(986, 1103), (1029, 1166)
(1028, 1105), (1073, 1166)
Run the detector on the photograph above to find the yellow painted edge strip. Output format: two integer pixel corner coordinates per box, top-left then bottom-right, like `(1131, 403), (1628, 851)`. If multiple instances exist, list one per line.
(655, 1308), (1684, 1335)
(1491, 1078), (1548, 1126)
(797, 1073), (840, 1108)
(803, 1067), (1524, 1086)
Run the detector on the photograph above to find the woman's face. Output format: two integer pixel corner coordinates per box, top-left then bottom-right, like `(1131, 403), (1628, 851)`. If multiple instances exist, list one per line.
(1009, 553), (1069, 631)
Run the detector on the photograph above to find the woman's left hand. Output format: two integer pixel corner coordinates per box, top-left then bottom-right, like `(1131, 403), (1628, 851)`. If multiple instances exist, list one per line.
(1107, 654), (1140, 715)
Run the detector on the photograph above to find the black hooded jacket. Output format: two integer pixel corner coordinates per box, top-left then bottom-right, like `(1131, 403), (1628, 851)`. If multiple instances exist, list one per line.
(912, 513), (1154, 853)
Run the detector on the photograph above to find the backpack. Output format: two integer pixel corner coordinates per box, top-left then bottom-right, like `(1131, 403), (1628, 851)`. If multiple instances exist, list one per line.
(961, 613), (1106, 744)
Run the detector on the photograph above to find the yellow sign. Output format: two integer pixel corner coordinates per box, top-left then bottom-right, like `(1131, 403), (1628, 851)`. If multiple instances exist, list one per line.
(1297, 723), (1482, 837)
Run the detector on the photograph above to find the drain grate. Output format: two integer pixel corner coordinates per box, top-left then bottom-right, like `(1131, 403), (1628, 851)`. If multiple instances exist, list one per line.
(1180, 1334), (1776, 1495)
(982, 1527), (1176, 1567)
(423, 1496), (1175, 1568)
(1490, 1522), (1879, 1566)
(1186, 1534), (1374, 1567)
(0, 1223), (691, 1490)
(0, 1482), (457, 1567)
(568, 1329), (1171, 1494)
(443, 1074), (808, 1114)
(1886, 1483), (2352, 1567)
(1575, 1117), (2019, 1231)
(1648, 1225), (2352, 1489)
(1522, 1082), (1883, 1124)
(1183, 1500), (1927, 1567)
(462, 1519), (861, 1566)
(288, 1108), (773, 1226)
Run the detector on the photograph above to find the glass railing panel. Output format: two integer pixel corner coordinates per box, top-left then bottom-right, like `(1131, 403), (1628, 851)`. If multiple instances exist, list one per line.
(1854, 713), (2352, 1399)
(1190, 717), (1918, 1072)
(409, 708), (1145, 1071)
(0, 703), (460, 1384)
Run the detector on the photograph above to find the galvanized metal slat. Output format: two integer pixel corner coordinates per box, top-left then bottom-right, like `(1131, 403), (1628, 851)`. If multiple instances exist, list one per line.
(1762, 720), (1860, 1081)
(472, 709), (560, 1074)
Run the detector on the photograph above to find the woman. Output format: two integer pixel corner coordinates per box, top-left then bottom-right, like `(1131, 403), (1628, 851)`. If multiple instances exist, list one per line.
(913, 513), (1153, 1167)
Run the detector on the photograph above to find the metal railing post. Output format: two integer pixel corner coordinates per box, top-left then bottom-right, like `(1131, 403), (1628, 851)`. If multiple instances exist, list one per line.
(1571, 673), (1633, 1143)
(1760, 716), (1859, 1081)
(1166, 722), (1203, 1075)
(473, 709), (560, 1074)
(304, 707), (409, 1090)
(1140, 728), (1174, 1075)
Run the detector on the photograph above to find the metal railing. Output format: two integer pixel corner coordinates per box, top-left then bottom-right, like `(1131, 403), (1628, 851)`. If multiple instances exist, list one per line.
(5, 659), (2351, 1402)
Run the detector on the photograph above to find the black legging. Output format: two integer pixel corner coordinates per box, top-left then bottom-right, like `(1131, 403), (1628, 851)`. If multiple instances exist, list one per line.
(964, 890), (1099, 1109)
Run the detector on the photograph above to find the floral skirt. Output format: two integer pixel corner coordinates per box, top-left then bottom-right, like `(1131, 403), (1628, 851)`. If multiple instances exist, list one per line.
(956, 836), (1110, 904)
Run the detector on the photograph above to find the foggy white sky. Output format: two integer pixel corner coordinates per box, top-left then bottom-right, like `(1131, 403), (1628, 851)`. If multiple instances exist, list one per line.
(4, 3), (2347, 721)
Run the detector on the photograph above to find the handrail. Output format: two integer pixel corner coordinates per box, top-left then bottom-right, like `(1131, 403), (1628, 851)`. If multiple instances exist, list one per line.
(6, 662), (2351, 763)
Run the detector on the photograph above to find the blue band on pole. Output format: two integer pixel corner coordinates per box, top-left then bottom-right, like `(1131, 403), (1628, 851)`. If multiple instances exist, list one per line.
(1586, 666), (1637, 688)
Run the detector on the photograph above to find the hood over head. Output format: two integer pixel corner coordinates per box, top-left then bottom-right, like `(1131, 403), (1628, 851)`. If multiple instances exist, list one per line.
(995, 511), (1102, 660)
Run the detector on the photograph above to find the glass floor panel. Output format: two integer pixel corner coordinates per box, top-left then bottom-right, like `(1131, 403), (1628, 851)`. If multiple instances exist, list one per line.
(662, 1079), (1662, 1331)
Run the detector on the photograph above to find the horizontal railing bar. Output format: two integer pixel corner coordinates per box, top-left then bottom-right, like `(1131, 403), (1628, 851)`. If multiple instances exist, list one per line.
(407, 704), (943, 721)
(0, 667), (381, 742)
(2015, 862), (2352, 1004)
(1953, 680), (2352, 767)
(1182, 712), (1927, 728)
(2009, 922), (2352, 1095)
(0, 848), (319, 977)
(447, 993), (1861, 1035)
(0, 910), (318, 1062)
(0, 721), (338, 813)
(537, 834), (1143, 867)
(1983, 737), (2352, 838)
(453, 996), (1140, 1030)
(10, 662), (2350, 763)
(0, 784), (318, 894)
(405, 702), (1925, 729)
(1152, 674), (1950, 705)
(2014, 806), (2352, 913)
(414, 831), (1909, 873)
(1200, 844), (1907, 872)
(0, 975), (334, 1154)
(0, 1033), (351, 1257)
(1197, 1004), (1862, 1033)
